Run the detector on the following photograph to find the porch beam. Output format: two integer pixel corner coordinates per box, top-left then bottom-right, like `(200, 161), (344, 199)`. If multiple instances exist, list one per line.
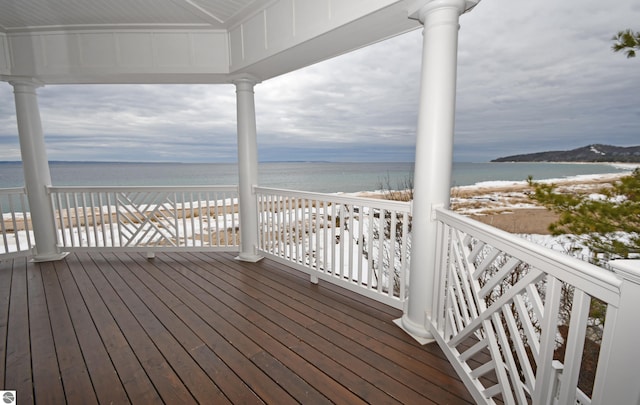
(399, 0), (477, 342)
(234, 77), (263, 262)
(10, 79), (67, 262)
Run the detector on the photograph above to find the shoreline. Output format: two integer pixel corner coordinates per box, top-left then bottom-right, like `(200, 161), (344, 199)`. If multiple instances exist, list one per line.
(4, 167), (636, 236)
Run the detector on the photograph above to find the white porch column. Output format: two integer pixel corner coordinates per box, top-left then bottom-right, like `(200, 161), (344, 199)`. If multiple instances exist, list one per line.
(399, 0), (477, 341)
(234, 77), (263, 262)
(11, 79), (67, 262)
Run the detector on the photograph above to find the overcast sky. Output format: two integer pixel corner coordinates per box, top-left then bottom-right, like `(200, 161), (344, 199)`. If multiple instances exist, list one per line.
(0, 0), (638, 163)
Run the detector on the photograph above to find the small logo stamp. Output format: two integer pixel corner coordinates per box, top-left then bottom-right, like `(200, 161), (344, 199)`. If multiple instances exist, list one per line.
(0, 391), (16, 404)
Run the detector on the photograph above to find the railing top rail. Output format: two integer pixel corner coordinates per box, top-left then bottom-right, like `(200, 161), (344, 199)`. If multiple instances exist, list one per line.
(435, 207), (622, 306)
(255, 186), (412, 213)
(0, 187), (27, 195)
(47, 185), (239, 193)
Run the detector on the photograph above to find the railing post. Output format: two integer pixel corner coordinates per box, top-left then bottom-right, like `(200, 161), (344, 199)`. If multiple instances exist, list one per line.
(591, 260), (640, 404)
(10, 79), (67, 262)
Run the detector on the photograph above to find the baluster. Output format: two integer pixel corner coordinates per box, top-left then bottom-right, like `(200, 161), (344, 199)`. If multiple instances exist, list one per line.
(534, 276), (563, 405)
(339, 204), (345, 278)
(557, 289), (590, 404)
(97, 192), (107, 247)
(366, 207), (374, 287)
(357, 204), (364, 286)
(388, 209), (397, 297)
(223, 192), (229, 248)
(347, 203), (355, 284)
(400, 211), (409, 301)
(89, 192), (98, 246)
(21, 192), (32, 250)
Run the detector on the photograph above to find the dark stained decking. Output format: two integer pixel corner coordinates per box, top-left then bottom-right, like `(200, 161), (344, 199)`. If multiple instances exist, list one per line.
(0, 251), (474, 404)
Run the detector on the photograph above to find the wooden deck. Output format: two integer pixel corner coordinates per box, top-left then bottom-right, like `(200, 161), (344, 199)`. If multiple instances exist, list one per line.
(0, 251), (474, 404)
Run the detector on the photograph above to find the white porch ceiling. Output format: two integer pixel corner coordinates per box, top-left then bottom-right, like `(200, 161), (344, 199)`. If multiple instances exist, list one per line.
(0, 0), (421, 84)
(0, 0), (267, 31)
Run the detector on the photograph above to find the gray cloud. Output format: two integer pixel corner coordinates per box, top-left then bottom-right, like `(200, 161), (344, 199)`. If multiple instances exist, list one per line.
(0, 0), (638, 163)
(454, 0), (640, 160)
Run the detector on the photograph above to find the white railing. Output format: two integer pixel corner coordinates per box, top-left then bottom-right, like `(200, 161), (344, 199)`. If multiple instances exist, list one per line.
(255, 187), (411, 309)
(0, 187), (34, 257)
(49, 186), (240, 252)
(431, 208), (625, 405)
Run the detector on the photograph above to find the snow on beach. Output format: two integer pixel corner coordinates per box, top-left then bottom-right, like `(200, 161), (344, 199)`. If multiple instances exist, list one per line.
(355, 163), (638, 260)
(451, 163), (639, 261)
(451, 164), (638, 217)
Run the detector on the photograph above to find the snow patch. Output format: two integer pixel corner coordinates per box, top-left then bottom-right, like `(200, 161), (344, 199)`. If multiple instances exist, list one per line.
(590, 145), (606, 156)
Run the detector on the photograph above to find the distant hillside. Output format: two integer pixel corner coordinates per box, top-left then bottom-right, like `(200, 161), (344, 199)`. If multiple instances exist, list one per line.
(492, 144), (640, 163)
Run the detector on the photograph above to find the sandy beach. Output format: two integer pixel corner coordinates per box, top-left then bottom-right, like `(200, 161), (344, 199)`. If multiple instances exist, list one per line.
(452, 171), (633, 234)
(354, 168), (635, 235)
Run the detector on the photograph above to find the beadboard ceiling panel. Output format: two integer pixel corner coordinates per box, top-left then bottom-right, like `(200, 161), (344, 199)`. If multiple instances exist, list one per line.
(0, 0), (262, 31)
(0, 0), (419, 84)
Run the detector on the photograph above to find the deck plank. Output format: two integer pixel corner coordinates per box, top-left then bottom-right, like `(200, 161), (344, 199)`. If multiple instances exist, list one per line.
(51, 258), (130, 404)
(0, 257), (14, 389)
(4, 258), (33, 403)
(64, 253), (162, 404)
(40, 261), (98, 405)
(209, 252), (475, 403)
(162, 253), (391, 403)
(146, 252), (348, 404)
(0, 252), (473, 405)
(81, 252), (199, 405)
(99, 252), (234, 405)
(254, 253), (489, 381)
(119, 252), (295, 405)
(184, 252), (430, 404)
(27, 260), (67, 405)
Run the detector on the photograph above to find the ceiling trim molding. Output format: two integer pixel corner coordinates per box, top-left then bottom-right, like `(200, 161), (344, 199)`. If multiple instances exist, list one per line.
(169, 0), (225, 25)
(3, 23), (222, 34)
(225, 0), (275, 30)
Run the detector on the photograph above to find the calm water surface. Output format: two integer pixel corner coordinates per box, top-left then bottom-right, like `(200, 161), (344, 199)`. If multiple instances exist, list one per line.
(0, 161), (629, 193)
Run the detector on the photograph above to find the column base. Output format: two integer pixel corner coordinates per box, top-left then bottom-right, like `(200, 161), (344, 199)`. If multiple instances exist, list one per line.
(31, 251), (69, 263)
(235, 253), (264, 263)
(394, 315), (435, 345)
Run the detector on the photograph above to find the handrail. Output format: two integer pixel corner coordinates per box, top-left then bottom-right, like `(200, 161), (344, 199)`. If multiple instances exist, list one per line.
(254, 186), (412, 212)
(255, 186), (411, 309)
(48, 185), (240, 252)
(0, 187), (29, 195)
(49, 185), (238, 192)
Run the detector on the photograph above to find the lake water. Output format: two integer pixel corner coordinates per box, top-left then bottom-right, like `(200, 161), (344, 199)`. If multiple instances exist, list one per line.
(0, 161), (630, 193)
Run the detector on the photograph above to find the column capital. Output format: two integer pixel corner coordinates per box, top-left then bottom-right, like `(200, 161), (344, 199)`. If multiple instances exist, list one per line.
(8, 76), (44, 93)
(230, 74), (261, 91)
(408, 0), (480, 23)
